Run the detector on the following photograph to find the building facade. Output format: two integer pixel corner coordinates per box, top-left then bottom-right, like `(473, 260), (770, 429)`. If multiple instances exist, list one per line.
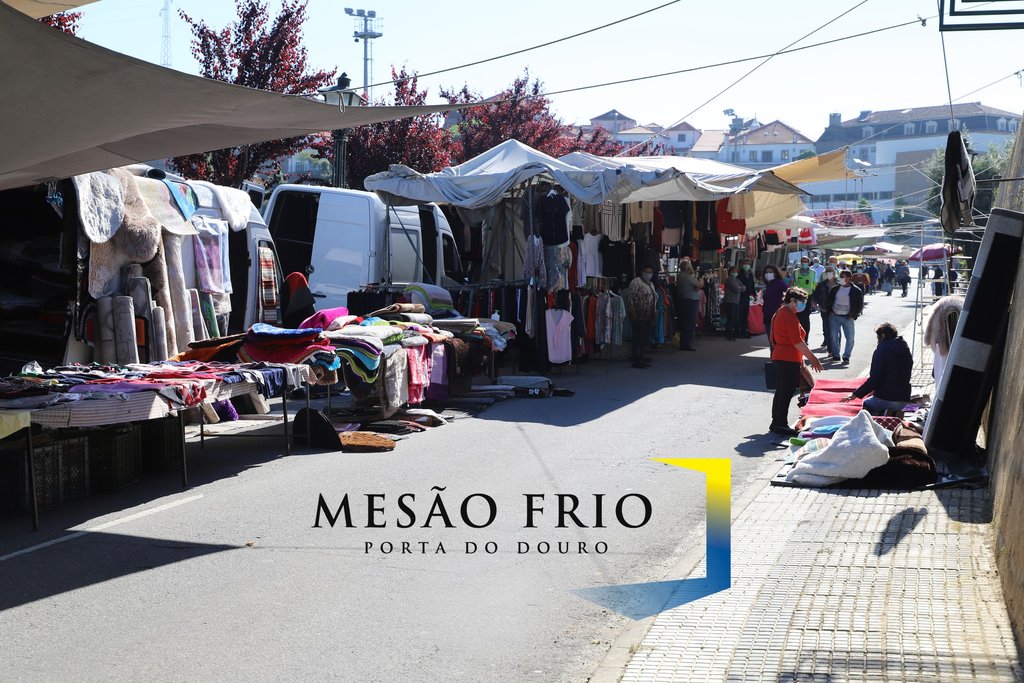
(805, 102), (1019, 222)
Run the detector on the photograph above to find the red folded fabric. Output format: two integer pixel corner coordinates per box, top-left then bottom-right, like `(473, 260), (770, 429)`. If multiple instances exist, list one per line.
(800, 402), (863, 417)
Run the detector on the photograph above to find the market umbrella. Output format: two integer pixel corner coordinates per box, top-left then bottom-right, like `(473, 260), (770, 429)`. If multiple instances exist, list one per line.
(908, 243), (962, 262)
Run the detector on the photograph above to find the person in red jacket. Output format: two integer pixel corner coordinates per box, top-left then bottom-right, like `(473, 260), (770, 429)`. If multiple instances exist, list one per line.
(769, 287), (824, 436)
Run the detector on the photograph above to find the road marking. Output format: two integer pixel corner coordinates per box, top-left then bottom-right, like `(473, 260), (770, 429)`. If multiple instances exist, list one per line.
(0, 494), (204, 563)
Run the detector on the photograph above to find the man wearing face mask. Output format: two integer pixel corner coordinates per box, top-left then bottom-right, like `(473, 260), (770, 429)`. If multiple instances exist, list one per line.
(812, 265), (839, 356)
(826, 269), (865, 363)
(736, 259), (756, 338)
(810, 257), (825, 282)
(793, 257), (817, 338)
(625, 265), (658, 368)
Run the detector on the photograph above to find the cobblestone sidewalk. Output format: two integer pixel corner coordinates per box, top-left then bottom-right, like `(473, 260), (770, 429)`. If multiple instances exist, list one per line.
(609, 354), (1022, 682)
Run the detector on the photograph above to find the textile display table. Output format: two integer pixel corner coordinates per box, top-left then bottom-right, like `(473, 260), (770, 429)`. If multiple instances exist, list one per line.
(0, 362), (311, 531)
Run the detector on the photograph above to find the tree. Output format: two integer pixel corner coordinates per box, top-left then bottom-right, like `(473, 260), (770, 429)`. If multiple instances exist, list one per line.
(168, 0), (335, 187)
(40, 11), (81, 35)
(442, 71), (628, 163)
(795, 149), (817, 161)
(342, 67), (455, 191)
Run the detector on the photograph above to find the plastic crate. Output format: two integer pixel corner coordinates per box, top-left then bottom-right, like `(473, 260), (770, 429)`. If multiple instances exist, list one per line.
(89, 425), (142, 493)
(0, 433), (89, 514)
(139, 417), (184, 473)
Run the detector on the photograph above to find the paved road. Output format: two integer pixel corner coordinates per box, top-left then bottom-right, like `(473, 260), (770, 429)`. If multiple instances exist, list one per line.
(0, 287), (918, 682)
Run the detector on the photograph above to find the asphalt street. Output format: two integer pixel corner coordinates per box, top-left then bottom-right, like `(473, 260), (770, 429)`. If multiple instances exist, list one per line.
(0, 285), (920, 682)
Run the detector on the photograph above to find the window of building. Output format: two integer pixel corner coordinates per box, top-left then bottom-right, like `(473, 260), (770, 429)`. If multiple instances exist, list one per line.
(862, 126), (874, 138)
(749, 151), (758, 162)
(925, 120), (938, 134)
(997, 118), (1008, 132)
(880, 191), (894, 200)
(1011, 119), (1019, 133)
(677, 133), (686, 142)
(903, 122), (915, 135)
(780, 150), (790, 161)
(761, 150), (773, 163)
(948, 118), (961, 131)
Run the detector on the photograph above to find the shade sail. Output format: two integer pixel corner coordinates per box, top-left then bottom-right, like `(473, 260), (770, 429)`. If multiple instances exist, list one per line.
(4, 0), (97, 18)
(769, 147), (858, 184)
(365, 140), (630, 209)
(0, 1), (471, 191)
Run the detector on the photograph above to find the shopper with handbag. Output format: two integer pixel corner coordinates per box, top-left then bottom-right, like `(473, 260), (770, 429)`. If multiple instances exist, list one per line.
(769, 287), (824, 436)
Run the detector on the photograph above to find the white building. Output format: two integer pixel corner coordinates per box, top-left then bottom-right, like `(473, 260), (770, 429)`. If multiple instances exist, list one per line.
(805, 103), (1020, 222)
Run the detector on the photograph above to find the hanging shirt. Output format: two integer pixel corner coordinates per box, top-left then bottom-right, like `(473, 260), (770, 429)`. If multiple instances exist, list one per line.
(546, 308), (574, 364)
(581, 233), (606, 278)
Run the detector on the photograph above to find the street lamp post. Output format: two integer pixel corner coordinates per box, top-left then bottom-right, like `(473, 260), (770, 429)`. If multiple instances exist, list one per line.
(344, 7), (384, 101)
(318, 73), (364, 188)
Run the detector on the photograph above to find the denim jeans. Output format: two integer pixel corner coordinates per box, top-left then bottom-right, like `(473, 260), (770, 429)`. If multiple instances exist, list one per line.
(830, 314), (856, 360)
(864, 395), (907, 415)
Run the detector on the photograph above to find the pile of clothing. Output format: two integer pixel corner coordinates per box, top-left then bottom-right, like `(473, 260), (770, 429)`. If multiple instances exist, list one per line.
(781, 410), (937, 489)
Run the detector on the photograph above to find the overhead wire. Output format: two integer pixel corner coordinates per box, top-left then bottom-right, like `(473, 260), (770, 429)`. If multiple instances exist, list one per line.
(616, 0), (872, 155)
(362, 0), (683, 91)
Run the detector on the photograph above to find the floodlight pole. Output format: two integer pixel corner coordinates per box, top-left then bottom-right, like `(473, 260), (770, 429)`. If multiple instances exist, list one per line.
(345, 7), (383, 101)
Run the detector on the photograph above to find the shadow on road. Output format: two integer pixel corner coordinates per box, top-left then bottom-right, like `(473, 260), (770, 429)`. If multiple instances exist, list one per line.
(0, 531), (238, 612)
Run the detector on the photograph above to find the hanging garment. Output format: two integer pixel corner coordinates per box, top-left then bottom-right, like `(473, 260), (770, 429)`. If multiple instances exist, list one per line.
(257, 245), (281, 325)
(523, 235), (547, 287)
(940, 130), (976, 236)
(544, 244), (572, 292)
(715, 198), (746, 236)
(538, 192), (571, 246)
(581, 232), (607, 278)
(545, 308), (574, 364)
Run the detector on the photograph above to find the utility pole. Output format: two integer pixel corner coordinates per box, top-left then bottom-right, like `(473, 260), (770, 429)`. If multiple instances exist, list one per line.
(344, 8), (383, 101)
(159, 0), (172, 68)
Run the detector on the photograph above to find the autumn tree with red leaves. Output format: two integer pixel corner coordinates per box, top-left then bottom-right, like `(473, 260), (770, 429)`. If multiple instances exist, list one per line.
(443, 72), (626, 163)
(40, 11), (82, 35)
(342, 67), (454, 191)
(168, 0), (335, 187)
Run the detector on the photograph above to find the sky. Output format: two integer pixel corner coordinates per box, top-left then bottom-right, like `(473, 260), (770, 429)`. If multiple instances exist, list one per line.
(74, 0), (1024, 141)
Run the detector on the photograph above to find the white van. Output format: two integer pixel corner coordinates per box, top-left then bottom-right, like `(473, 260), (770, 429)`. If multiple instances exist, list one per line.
(262, 185), (464, 311)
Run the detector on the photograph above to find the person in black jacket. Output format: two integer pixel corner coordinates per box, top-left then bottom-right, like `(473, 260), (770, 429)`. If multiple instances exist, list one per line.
(825, 270), (864, 363)
(811, 265), (838, 355)
(736, 258), (756, 338)
(840, 322), (913, 414)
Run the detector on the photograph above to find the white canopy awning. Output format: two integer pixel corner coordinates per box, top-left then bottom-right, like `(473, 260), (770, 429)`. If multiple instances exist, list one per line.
(365, 141), (808, 233)
(0, 1), (473, 191)
(365, 139), (632, 209)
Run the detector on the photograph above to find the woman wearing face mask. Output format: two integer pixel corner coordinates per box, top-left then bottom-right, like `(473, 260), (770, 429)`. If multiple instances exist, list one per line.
(769, 288), (824, 436)
(722, 266), (747, 341)
(812, 266), (839, 356)
(826, 269), (865, 363)
(761, 265), (786, 346)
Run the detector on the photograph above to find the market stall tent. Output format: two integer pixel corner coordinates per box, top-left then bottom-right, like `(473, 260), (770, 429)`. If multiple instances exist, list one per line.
(3, 0), (97, 17)
(0, 1), (475, 191)
(558, 152), (809, 232)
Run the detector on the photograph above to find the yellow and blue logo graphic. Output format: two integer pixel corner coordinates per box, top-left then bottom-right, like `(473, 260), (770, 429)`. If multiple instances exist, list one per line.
(575, 458), (731, 619)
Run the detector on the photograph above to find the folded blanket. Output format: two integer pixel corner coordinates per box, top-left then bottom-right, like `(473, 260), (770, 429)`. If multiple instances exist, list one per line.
(300, 307), (350, 331)
(370, 303), (426, 318)
(801, 402), (863, 418)
(404, 283), (453, 313)
(247, 323), (323, 341)
(785, 410), (893, 487)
